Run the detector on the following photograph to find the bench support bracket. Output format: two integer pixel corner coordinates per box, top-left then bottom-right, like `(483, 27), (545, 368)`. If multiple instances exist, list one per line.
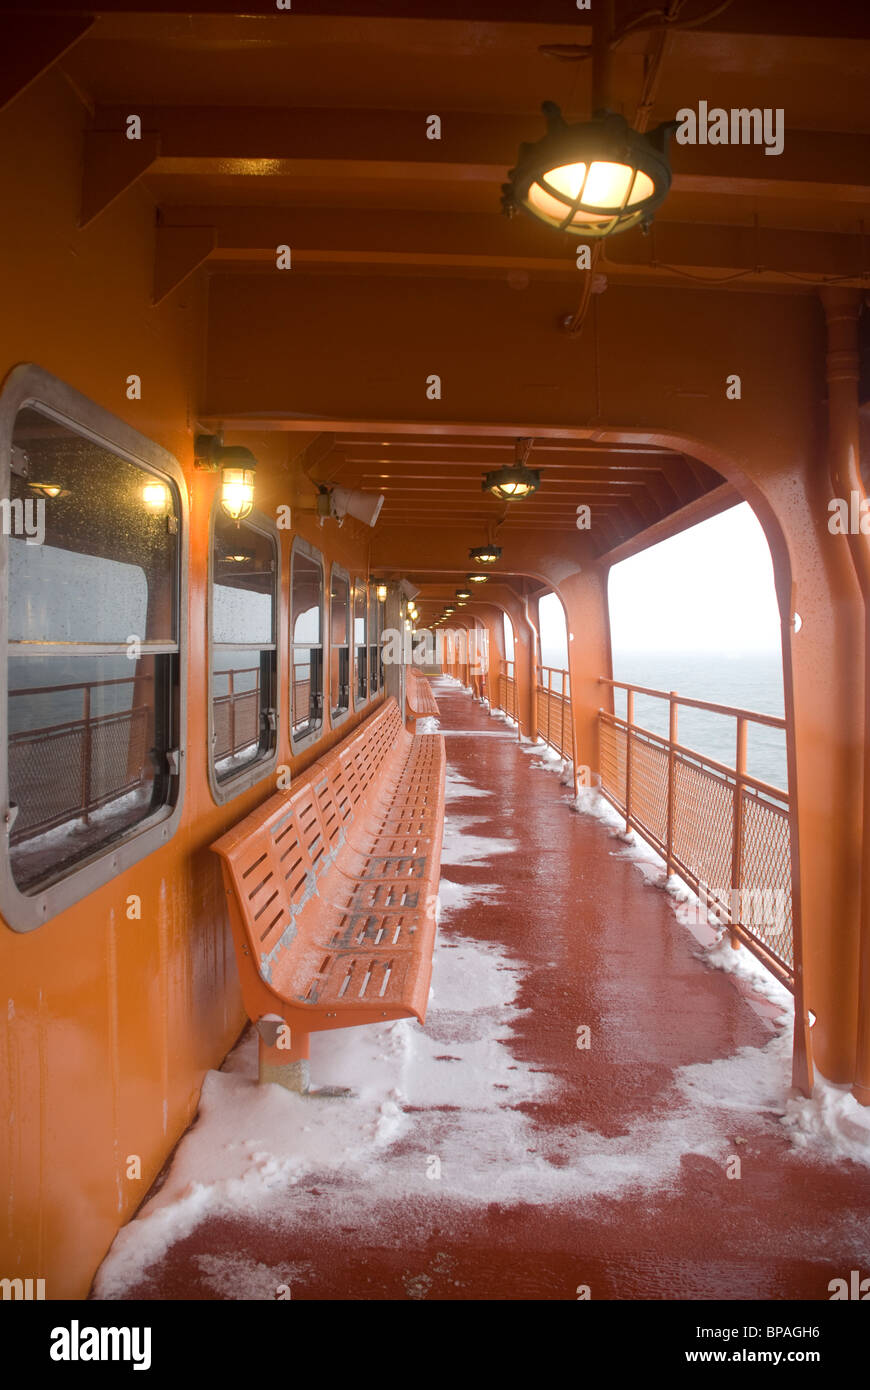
(256, 1021), (353, 1098)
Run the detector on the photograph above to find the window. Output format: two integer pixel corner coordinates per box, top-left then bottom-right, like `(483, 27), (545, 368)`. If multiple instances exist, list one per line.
(368, 584), (380, 695)
(503, 612), (516, 662)
(290, 542), (324, 745)
(353, 579), (367, 706)
(0, 365), (186, 928)
(209, 508), (278, 796)
(330, 568), (350, 720)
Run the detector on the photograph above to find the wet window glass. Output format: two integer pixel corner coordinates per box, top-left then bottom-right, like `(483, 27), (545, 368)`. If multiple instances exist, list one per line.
(6, 405), (180, 894)
(368, 585), (380, 695)
(291, 548), (324, 742)
(330, 572), (350, 718)
(353, 580), (367, 704)
(211, 512), (277, 784)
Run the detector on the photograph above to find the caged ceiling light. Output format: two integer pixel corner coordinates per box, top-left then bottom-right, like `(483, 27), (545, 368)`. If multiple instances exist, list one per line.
(483, 437), (540, 501)
(501, 103), (675, 240)
(455, 589), (472, 600)
(469, 545), (502, 565)
(467, 573), (489, 584)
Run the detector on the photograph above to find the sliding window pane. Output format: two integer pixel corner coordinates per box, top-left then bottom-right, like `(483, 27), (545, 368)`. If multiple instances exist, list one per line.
(211, 513), (277, 784)
(354, 580), (367, 704)
(368, 585), (379, 694)
(291, 548), (324, 741)
(330, 572), (350, 718)
(6, 406), (179, 893)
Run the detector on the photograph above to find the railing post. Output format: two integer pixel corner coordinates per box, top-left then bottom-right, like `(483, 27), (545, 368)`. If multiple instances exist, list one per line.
(81, 684), (92, 824)
(624, 687), (634, 834)
(730, 715), (748, 951)
(666, 691), (678, 876)
(547, 666), (552, 746)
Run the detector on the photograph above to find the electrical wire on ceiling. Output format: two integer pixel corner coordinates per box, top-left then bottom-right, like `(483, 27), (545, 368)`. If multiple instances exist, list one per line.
(539, 0), (736, 64)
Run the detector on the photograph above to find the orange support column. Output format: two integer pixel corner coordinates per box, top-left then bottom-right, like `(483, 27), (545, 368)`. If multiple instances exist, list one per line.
(822, 288), (870, 1104)
(555, 565), (613, 792)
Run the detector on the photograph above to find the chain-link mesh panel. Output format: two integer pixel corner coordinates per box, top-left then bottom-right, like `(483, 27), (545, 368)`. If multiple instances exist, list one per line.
(9, 726), (85, 835)
(498, 675), (517, 719)
(90, 708), (147, 802)
(739, 790), (793, 970)
(536, 686), (574, 760)
(597, 705), (795, 990)
(671, 758), (735, 919)
(213, 691), (259, 759)
(9, 708), (148, 840)
(629, 732), (668, 850)
(599, 716), (626, 804)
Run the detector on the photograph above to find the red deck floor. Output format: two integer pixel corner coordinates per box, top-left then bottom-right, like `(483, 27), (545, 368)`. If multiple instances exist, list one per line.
(99, 679), (870, 1301)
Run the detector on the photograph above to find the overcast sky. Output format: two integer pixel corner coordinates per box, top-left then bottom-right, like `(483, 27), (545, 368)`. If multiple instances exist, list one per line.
(537, 502), (782, 659)
(607, 503), (782, 654)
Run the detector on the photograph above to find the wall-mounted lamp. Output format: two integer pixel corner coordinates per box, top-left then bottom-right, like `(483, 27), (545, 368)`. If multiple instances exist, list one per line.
(142, 481), (169, 511)
(220, 463), (256, 522)
(376, 583), (388, 602)
(195, 433), (258, 523)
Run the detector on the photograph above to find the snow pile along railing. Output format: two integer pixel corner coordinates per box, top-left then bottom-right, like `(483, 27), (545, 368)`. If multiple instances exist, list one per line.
(598, 677), (795, 991)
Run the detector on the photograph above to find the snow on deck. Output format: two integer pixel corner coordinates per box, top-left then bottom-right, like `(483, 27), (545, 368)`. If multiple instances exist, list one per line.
(93, 678), (870, 1302)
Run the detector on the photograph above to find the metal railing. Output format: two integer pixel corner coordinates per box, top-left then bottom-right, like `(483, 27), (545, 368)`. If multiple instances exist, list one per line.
(8, 676), (150, 841)
(496, 660), (517, 720)
(537, 665), (575, 761)
(213, 667), (261, 760)
(598, 678), (795, 990)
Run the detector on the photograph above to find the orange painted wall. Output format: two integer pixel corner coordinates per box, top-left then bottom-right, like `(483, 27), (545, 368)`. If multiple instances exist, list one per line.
(0, 74), (379, 1299)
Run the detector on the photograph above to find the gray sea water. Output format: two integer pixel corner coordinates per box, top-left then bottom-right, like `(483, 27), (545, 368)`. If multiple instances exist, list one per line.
(541, 645), (787, 793)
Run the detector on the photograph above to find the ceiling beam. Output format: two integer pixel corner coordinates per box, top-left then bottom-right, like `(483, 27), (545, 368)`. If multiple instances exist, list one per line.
(158, 204), (870, 292)
(86, 106), (870, 200)
(0, 14), (93, 113)
(2, 1), (869, 40)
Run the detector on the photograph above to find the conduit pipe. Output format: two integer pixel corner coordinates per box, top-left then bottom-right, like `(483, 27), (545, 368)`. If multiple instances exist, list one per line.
(822, 287), (870, 1104)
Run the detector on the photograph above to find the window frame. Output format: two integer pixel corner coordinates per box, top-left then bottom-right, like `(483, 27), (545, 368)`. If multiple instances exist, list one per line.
(353, 576), (368, 710)
(368, 583), (380, 698)
(329, 562), (351, 728)
(0, 363), (188, 933)
(290, 536), (325, 754)
(206, 499), (280, 805)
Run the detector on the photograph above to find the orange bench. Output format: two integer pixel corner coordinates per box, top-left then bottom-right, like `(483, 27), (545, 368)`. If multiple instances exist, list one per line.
(405, 669), (440, 729)
(211, 698), (446, 1094)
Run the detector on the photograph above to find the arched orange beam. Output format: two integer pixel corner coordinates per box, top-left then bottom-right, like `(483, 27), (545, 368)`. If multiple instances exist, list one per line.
(461, 588), (538, 740)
